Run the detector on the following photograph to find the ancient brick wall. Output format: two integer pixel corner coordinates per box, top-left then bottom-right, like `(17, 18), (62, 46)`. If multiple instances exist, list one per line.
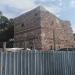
(14, 7), (42, 50)
(40, 8), (74, 50)
(14, 6), (74, 50)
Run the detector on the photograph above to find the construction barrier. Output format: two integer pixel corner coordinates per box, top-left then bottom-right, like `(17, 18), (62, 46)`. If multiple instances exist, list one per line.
(0, 50), (75, 75)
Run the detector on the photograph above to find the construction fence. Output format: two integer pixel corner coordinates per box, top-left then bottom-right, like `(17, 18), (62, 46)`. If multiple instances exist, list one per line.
(0, 50), (75, 75)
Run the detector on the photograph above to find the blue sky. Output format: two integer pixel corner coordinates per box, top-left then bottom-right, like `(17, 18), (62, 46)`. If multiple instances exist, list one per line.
(0, 0), (75, 32)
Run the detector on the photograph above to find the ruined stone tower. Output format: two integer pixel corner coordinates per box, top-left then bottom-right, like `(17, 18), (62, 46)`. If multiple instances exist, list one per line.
(14, 6), (74, 50)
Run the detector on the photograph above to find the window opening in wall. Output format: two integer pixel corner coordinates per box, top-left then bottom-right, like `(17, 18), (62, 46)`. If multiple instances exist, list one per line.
(58, 46), (60, 50)
(50, 45), (52, 50)
(51, 21), (54, 25)
(35, 13), (38, 16)
(21, 23), (24, 27)
(30, 46), (33, 50)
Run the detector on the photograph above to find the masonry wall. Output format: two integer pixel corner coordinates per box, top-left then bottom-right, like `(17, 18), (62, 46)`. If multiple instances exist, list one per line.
(40, 9), (74, 50)
(14, 8), (42, 50)
(14, 6), (74, 50)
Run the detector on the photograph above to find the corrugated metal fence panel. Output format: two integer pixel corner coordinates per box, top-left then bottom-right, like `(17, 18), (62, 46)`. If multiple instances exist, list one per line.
(0, 51), (75, 75)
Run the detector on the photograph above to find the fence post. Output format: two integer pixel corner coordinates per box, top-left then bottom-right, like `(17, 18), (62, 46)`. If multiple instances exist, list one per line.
(3, 42), (6, 51)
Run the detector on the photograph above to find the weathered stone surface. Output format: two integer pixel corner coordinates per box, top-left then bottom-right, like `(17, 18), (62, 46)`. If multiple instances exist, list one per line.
(14, 6), (74, 50)
(73, 33), (75, 48)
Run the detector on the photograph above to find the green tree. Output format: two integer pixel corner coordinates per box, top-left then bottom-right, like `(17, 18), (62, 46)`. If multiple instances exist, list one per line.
(0, 11), (2, 16)
(0, 13), (14, 48)
(0, 16), (9, 29)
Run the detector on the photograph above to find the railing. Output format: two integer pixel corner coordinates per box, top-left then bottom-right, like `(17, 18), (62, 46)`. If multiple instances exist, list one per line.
(0, 50), (75, 75)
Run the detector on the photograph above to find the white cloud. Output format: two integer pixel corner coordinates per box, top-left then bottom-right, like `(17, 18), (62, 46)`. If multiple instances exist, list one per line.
(0, 0), (36, 10)
(44, 5), (61, 17)
(70, 0), (75, 8)
(39, 0), (46, 2)
(0, 0), (37, 18)
(59, 0), (63, 6)
(51, 0), (63, 6)
(0, 0), (62, 18)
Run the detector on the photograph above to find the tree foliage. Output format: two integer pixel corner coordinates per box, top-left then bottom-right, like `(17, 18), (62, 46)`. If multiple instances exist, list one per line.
(0, 15), (14, 42)
(0, 11), (2, 16)
(0, 16), (9, 29)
